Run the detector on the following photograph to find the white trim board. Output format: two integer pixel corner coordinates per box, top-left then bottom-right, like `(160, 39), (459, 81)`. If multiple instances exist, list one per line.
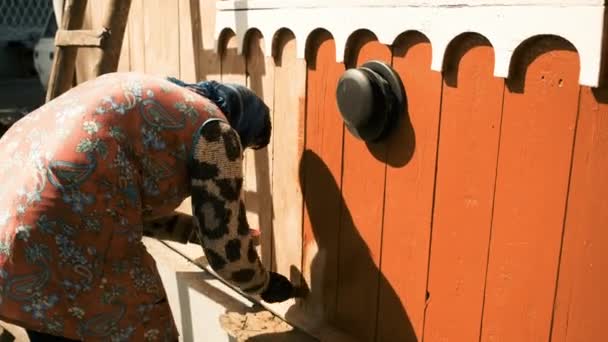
(217, 0), (605, 10)
(215, 4), (607, 87)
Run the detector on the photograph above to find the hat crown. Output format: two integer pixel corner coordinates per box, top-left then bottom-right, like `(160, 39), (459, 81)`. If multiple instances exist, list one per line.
(336, 60), (406, 142)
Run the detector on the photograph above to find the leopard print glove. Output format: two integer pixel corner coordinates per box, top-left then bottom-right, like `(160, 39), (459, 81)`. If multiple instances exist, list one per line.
(260, 272), (295, 303)
(190, 120), (270, 295)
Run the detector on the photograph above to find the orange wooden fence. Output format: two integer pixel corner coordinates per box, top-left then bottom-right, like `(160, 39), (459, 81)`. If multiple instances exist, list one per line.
(79, 1), (608, 341)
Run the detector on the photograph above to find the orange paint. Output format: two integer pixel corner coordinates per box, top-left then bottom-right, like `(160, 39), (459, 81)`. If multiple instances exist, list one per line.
(301, 31), (346, 323)
(424, 35), (505, 342)
(551, 86), (608, 342)
(481, 38), (580, 341)
(335, 33), (391, 341)
(376, 32), (442, 342)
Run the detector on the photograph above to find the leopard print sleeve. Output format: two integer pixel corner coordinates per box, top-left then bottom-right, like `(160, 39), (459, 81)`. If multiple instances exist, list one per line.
(189, 120), (270, 295)
(142, 212), (198, 244)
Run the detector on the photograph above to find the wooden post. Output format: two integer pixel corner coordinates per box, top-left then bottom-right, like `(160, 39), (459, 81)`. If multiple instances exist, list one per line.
(45, 0), (89, 102)
(92, 0), (132, 75)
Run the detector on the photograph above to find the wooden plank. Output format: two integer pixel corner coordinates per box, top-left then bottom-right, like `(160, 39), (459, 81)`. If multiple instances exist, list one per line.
(481, 38), (580, 341)
(55, 29), (107, 47)
(300, 30), (345, 326)
(117, 19), (131, 72)
(271, 29), (306, 284)
(198, 0), (221, 81)
(46, 0), (88, 99)
(179, 0), (197, 82)
(143, 0), (179, 76)
(550, 86), (608, 342)
(423, 35), (505, 342)
(220, 32), (246, 85)
(75, 0), (104, 83)
(128, 0), (145, 72)
(335, 33), (390, 342)
(245, 30), (275, 270)
(91, 0), (132, 76)
(377, 32), (442, 342)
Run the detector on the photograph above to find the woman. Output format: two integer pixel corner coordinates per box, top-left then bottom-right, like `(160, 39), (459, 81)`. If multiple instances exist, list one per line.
(0, 72), (294, 341)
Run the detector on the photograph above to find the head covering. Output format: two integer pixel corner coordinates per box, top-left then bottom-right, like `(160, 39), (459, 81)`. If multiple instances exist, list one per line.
(167, 77), (271, 150)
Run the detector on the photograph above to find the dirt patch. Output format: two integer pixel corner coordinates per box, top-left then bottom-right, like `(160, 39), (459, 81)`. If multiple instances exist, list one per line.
(219, 310), (315, 342)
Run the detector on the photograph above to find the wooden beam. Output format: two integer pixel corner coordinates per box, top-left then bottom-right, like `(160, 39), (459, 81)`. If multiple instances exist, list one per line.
(92, 0), (133, 75)
(46, 0), (89, 102)
(55, 29), (108, 47)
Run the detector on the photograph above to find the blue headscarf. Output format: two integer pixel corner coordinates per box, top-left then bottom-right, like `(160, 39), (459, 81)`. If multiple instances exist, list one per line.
(167, 77), (271, 150)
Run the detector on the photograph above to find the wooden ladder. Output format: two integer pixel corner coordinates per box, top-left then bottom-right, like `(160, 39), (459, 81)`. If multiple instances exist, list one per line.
(45, 0), (132, 102)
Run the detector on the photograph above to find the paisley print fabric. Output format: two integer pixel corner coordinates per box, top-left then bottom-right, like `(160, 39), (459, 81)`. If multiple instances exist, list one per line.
(0, 72), (241, 341)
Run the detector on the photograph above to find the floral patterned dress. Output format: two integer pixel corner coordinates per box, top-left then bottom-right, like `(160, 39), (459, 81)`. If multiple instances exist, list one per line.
(0, 72), (231, 341)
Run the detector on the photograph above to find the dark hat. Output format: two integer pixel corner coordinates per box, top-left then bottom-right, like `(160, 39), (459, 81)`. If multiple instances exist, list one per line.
(336, 60), (405, 142)
(166, 77), (271, 150)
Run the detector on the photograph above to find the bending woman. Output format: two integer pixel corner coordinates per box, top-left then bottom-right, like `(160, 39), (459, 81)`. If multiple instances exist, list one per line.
(0, 72), (294, 341)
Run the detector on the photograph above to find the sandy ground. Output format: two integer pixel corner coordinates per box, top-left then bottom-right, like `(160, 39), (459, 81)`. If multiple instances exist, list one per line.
(220, 310), (315, 342)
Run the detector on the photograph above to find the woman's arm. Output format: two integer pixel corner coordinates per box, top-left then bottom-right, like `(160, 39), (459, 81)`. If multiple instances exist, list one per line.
(142, 212), (198, 243)
(189, 120), (272, 295)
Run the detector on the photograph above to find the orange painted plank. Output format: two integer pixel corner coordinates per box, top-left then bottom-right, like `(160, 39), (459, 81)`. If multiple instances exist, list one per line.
(423, 36), (505, 342)
(301, 31), (345, 325)
(481, 39), (580, 341)
(551, 86), (608, 342)
(377, 32), (442, 342)
(336, 34), (391, 341)
(245, 31), (275, 269)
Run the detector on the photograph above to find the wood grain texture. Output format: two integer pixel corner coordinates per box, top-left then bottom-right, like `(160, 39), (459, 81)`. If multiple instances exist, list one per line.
(143, 0), (179, 76)
(55, 29), (106, 47)
(245, 30), (275, 270)
(301, 30), (345, 326)
(423, 35), (505, 342)
(117, 20), (131, 72)
(271, 30), (305, 283)
(377, 32), (442, 342)
(92, 0), (132, 76)
(198, 0), (221, 81)
(551, 86), (608, 342)
(178, 0), (197, 82)
(128, 0), (145, 72)
(75, 0), (104, 83)
(335, 33), (391, 342)
(481, 37), (580, 342)
(74, 0), (131, 78)
(221, 32), (246, 84)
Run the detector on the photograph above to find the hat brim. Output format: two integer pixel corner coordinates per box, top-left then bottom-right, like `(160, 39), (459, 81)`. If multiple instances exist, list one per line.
(346, 60), (406, 142)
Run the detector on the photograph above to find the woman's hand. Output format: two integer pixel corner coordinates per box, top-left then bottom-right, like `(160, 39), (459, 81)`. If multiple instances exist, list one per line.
(260, 272), (296, 303)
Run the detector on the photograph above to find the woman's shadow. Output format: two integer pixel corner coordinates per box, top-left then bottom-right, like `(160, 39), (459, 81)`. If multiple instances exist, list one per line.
(281, 149), (417, 341)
